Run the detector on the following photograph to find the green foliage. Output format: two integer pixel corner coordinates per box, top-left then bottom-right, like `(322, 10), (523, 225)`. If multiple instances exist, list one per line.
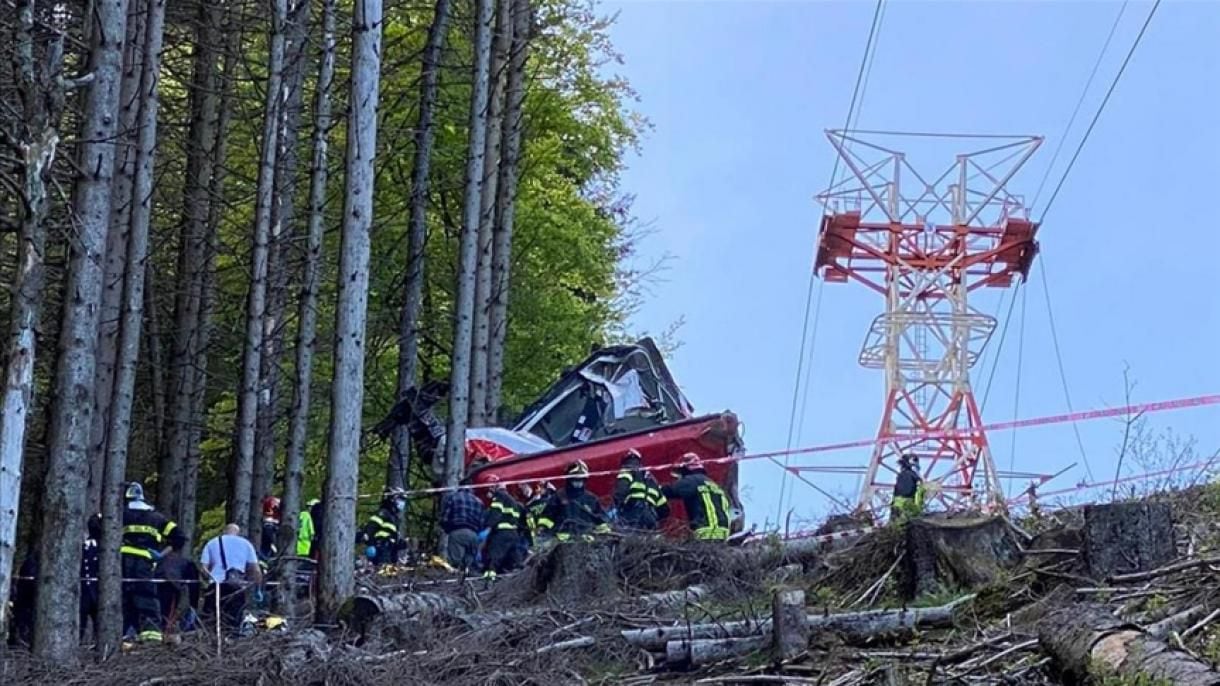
(135, 0), (648, 532)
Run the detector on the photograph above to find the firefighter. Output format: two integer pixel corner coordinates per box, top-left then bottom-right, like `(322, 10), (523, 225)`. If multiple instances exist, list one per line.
(537, 461), (611, 542)
(297, 498), (320, 557)
(662, 453), (732, 541)
(525, 481), (554, 536)
(891, 454), (925, 523)
(260, 495), (281, 559)
(359, 488), (407, 566)
(614, 449), (669, 531)
(482, 476), (530, 578)
(121, 481), (184, 642)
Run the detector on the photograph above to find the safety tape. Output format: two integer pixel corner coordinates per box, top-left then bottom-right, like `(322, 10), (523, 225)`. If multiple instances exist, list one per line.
(12, 575), (294, 586)
(778, 525), (876, 544)
(383, 392), (1220, 499)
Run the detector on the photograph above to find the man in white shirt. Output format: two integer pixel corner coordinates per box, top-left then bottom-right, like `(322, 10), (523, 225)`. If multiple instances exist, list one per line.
(200, 524), (263, 633)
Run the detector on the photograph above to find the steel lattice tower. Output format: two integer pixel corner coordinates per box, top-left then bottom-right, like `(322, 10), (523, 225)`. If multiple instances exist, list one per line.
(815, 130), (1043, 513)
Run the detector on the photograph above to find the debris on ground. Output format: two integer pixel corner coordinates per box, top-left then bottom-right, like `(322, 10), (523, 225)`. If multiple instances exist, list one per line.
(8, 486), (1220, 684)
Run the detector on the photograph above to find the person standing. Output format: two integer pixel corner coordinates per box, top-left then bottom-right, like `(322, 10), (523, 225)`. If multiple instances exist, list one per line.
(481, 476), (530, 578)
(440, 485), (486, 574)
(359, 488), (408, 566)
(537, 461), (611, 542)
(200, 524), (263, 635)
(121, 481), (185, 641)
(891, 454), (925, 523)
(260, 495), (282, 558)
(662, 454), (732, 542)
(614, 449), (669, 531)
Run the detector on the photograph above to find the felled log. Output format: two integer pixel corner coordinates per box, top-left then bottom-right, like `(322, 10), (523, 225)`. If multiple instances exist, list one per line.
(622, 594), (973, 650)
(535, 636), (596, 654)
(1083, 501), (1176, 579)
(665, 636), (769, 668)
(639, 585), (708, 610)
(1038, 603), (1220, 685)
(346, 591), (466, 634)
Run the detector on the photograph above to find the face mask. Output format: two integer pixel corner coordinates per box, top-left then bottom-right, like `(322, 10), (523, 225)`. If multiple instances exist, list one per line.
(569, 479), (586, 491)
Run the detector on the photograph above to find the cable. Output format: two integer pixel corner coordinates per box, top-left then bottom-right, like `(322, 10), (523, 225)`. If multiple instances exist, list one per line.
(1031, 1), (1130, 209)
(777, 0), (885, 525)
(1038, 257), (1095, 481)
(1006, 284), (1027, 497)
(784, 279), (825, 517)
(1040, 0), (1161, 222)
(980, 283), (1021, 414)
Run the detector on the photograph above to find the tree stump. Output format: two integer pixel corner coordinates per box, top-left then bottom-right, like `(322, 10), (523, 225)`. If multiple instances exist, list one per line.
(771, 589), (807, 661)
(901, 516), (1023, 599)
(1083, 501), (1175, 579)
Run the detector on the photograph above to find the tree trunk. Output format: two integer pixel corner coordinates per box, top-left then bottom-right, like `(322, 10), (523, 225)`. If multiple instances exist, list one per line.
(181, 17), (238, 548)
(0, 0), (63, 637)
(164, 0), (224, 519)
(252, 0), (313, 548)
(88, 0), (147, 514)
(146, 263), (167, 484)
(97, 0), (167, 651)
(486, 0), (532, 420)
(233, 0), (288, 533)
(666, 636), (770, 668)
(772, 589), (808, 661)
(468, 0), (510, 427)
(318, 0), (382, 623)
(1039, 604), (1220, 685)
(280, 0), (336, 559)
(390, 0), (451, 494)
(443, 0), (494, 486)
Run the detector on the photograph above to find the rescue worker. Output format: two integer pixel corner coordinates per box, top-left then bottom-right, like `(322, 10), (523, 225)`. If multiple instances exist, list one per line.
(122, 481), (185, 642)
(359, 488), (408, 566)
(537, 461), (611, 542)
(297, 498), (320, 557)
(891, 454), (925, 523)
(614, 449), (669, 531)
(525, 481), (554, 536)
(482, 476), (531, 578)
(260, 495), (281, 559)
(662, 453), (732, 541)
(81, 513), (102, 639)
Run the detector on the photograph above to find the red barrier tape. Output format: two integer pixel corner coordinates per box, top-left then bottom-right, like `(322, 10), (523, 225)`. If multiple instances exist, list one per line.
(386, 392), (1220, 499)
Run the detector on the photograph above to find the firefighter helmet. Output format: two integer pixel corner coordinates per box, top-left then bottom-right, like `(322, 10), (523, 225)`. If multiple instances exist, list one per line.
(621, 449), (643, 467)
(565, 460), (590, 478)
(124, 481), (145, 501)
(676, 453), (705, 473)
(262, 495), (282, 520)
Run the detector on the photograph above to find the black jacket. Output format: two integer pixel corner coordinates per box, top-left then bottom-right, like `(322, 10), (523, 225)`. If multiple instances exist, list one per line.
(662, 473), (731, 533)
(122, 502), (184, 556)
(485, 491), (531, 542)
(894, 467), (921, 499)
(539, 486), (609, 537)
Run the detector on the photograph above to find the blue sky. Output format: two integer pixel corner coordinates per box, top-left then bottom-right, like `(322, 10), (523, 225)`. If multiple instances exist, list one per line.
(604, 0), (1220, 529)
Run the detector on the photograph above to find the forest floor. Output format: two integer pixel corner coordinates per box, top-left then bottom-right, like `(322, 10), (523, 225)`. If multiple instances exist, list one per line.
(6, 485), (1220, 685)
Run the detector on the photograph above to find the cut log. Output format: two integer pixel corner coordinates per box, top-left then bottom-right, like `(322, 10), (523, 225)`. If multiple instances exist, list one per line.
(666, 636), (769, 668)
(1149, 605), (1208, 639)
(772, 589), (807, 661)
(622, 595), (973, 650)
(1038, 603), (1220, 685)
(640, 585), (708, 610)
(902, 516), (1023, 599)
(347, 591), (466, 634)
(1083, 501), (1176, 579)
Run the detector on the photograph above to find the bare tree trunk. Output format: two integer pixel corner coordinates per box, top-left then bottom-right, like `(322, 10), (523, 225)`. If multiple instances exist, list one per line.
(97, 0), (167, 651)
(146, 264), (167, 477)
(233, 0), (288, 533)
(89, 0), (147, 514)
(468, 0), (510, 427)
(318, 0), (382, 623)
(280, 0), (336, 558)
(486, 0), (531, 421)
(390, 0), (452, 491)
(443, 0), (494, 486)
(0, 0), (64, 637)
(181, 16), (238, 548)
(164, 0), (224, 518)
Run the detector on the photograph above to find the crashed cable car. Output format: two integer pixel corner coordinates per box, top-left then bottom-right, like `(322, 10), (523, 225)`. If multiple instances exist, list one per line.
(375, 338), (745, 535)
